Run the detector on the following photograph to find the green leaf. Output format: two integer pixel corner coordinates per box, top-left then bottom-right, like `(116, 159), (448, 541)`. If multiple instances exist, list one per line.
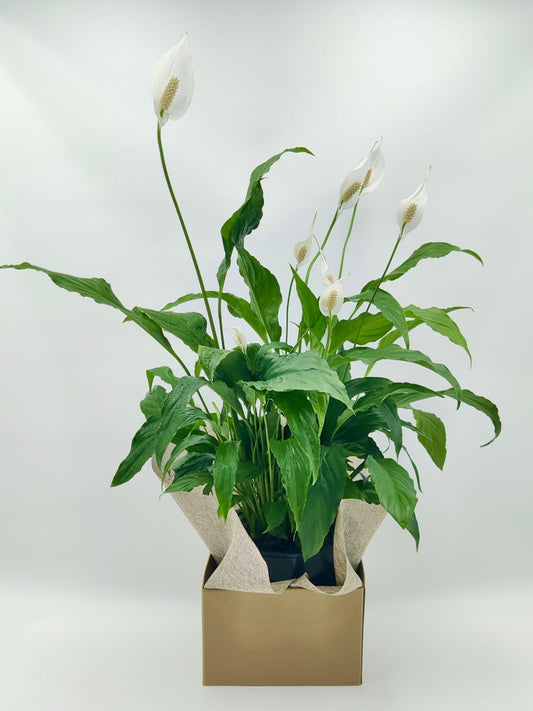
(1, 262), (126, 310)
(249, 350), (352, 408)
(111, 414), (161, 487)
(347, 377), (444, 412)
(413, 409), (447, 469)
(140, 385), (167, 419)
(270, 437), (312, 530)
(154, 377), (206, 467)
(298, 445), (346, 561)
(161, 291), (267, 342)
(132, 308), (213, 352)
(330, 313), (393, 352)
(263, 500), (288, 535)
(366, 455), (417, 528)
(198, 346), (252, 386)
(164, 472), (212, 493)
(291, 267), (327, 341)
(379, 397), (403, 456)
(236, 248), (282, 341)
(217, 147), (313, 286)
(404, 305), (472, 364)
(347, 288), (410, 348)
(406, 511), (420, 551)
(271, 391), (320, 484)
(330, 344), (462, 406)
(212, 441), (241, 519)
(146, 366), (178, 392)
(362, 242), (483, 293)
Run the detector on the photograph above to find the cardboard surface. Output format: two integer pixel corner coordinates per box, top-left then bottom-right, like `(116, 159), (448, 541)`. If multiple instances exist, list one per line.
(202, 556), (365, 686)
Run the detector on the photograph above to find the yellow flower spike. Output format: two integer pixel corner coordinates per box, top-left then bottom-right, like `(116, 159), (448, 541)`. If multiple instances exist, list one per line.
(293, 214), (317, 268)
(339, 138), (385, 212)
(397, 167), (431, 234)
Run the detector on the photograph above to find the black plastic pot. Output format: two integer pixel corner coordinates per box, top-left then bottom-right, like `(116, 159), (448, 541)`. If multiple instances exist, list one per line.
(255, 528), (336, 586)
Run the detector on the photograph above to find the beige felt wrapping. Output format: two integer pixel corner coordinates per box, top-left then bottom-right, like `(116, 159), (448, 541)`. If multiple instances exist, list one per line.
(152, 451), (386, 595)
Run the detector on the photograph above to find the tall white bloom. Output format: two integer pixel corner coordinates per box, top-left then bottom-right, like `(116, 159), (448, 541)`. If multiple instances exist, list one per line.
(339, 138), (385, 211)
(397, 167), (431, 234)
(293, 214), (317, 269)
(151, 35), (194, 126)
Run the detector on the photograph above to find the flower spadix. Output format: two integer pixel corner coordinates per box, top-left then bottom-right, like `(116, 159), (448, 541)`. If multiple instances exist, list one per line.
(151, 35), (194, 126)
(293, 214), (317, 269)
(397, 167), (431, 234)
(339, 138), (385, 211)
(319, 278), (346, 317)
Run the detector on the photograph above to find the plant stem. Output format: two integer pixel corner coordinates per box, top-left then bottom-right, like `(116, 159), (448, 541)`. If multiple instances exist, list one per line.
(156, 124), (219, 346)
(217, 285), (226, 349)
(284, 272), (296, 342)
(304, 208), (339, 285)
(338, 200), (359, 278)
(349, 227), (405, 340)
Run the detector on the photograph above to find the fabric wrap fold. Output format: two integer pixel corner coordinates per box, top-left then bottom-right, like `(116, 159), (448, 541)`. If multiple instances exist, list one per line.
(152, 453), (386, 595)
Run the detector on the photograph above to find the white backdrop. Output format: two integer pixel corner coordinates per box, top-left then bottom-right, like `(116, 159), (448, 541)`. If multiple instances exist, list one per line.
(1, 1), (531, 709)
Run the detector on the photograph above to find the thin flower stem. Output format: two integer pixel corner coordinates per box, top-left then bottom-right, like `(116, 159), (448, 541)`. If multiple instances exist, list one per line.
(217, 287), (226, 349)
(338, 200), (359, 278)
(304, 208), (339, 285)
(325, 312), (334, 357)
(284, 272), (296, 343)
(156, 124), (219, 347)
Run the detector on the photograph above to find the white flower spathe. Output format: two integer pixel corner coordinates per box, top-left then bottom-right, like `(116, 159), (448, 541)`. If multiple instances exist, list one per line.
(151, 35), (194, 126)
(228, 327), (248, 351)
(319, 279), (345, 317)
(339, 138), (385, 211)
(293, 214), (317, 268)
(397, 167), (431, 234)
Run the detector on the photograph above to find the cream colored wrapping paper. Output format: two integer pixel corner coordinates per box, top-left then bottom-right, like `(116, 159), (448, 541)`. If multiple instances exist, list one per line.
(152, 453), (386, 596)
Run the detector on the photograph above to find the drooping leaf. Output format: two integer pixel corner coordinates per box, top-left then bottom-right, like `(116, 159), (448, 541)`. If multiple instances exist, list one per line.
(111, 414), (161, 487)
(271, 391), (320, 484)
(347, 377), (444, 413)
(413, 409), (447, 469)
(154, 377), (206, 467)
(164, 472), (212, 493)
(146, 366), (178, 392)
(330, 313), (393, 352)
(263, 500), (289, 536)
(198, 346), (252, 386)
(140, 385), (167, 419)
(346, 288), (410, 348)
(132, 307), (213, 352)
(212, 440), (241, 519)
(406, 511), (420, 550)
(297, 445), (346, 561)
(236, 248), (282, 342)
(330, 344), (462, 406)
(404, 305), (472, 364)
(249, 350), (352, 408)
(217, 147), (313, 286)
(161, 291), (267, 341)
(361, 242), (483, 293)
(379, 397), (403, 456)
(270, 437), (312, 529)
(366, 455), (417, 528)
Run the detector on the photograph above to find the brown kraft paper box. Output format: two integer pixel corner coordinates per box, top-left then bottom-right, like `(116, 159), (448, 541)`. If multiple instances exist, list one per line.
(202, 556), (366, 686)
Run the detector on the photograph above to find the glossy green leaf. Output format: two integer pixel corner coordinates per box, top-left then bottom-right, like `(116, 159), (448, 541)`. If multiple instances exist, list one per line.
(132, 307), (212, 352)
(330, 313), (393, 352)
(379, 397), (403, 456)
(347, 377), (444, 412)
(146, 366), (178, 392)
(217, 147), (313, 286)
(405, 305), (471, 364)
(212, 441), (241, 519)
(154, 377), (206, 467)
(140, 385), (167, 419)
(161, 291), (267, 342)
(291, 267), (327, 341)
(346, 288), (409, 348)
(263, 500), (288, 535)
(270, 437), (312, 529)
(198, 346), (252, 386)
(366, 455), (417, 528)
(111, 414), (161, 487)
(406, 511), (420, 550)
(330, 344), (462, 406)
(297, 445), (346, 561)
(271, 392), (320, 484)
(249, 351), (352, 408)
(164, 472), (212, 493)
(413, 409), (447, 469)
(236, 248), (282, 342)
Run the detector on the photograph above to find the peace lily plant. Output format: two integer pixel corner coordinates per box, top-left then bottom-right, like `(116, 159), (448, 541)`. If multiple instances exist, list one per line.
(1, 36), (500, 563)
